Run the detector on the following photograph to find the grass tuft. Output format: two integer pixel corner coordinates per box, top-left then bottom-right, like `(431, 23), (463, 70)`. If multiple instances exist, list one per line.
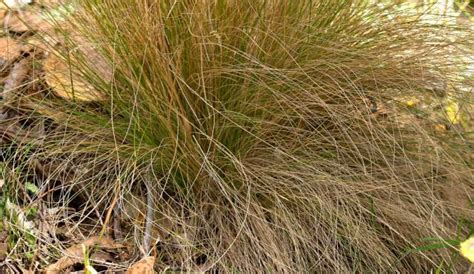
(3, 0), (473, 272)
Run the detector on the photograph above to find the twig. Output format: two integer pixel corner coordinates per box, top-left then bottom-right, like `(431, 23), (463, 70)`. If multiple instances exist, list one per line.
(143, 177), (155, 256)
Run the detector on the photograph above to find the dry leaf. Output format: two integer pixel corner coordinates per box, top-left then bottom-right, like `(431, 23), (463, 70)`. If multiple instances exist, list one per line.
(90, 250), (113, 264)
(0, 242), (7, 261)
(41, 26), (111, 102)
(45, 236), (123, 273)
(0, 9), (6, 27)
(126, 256), (155, 274)
(2, 58), (30, 101)
(3, 10), (46, 33)
(0, 37), (23, 62)
(434, 123), (447, 132)
(43, 53), (104, 102)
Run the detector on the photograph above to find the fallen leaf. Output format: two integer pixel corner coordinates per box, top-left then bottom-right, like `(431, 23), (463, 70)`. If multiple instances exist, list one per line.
(2, 58), (31, 101)
(0, 9), (6, 28)
(434, 123), (447, 132)
(0, 37), (23, 63)
(45, 236), (123, 273)
(0, 242), (7, 261)
(126, 256), (155, 274)
(90, 250), (113, 264)
(3, 10), (48, 33)
(43, 52), (104, 102)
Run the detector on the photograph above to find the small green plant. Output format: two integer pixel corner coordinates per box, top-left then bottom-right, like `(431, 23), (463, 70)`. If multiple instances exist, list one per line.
(4, 198), (38, 263)
(0, 158), (41, 266)
(403, 218), (474, 271)
(82, 245), (98, 274)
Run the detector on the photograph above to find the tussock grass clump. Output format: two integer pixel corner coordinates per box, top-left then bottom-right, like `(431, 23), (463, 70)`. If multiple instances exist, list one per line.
(5, 0), (473, 272)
